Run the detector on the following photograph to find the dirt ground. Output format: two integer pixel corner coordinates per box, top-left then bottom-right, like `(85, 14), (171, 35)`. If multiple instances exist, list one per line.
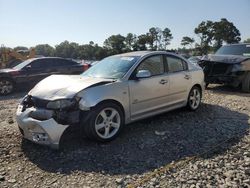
(0, 85), (249, 188)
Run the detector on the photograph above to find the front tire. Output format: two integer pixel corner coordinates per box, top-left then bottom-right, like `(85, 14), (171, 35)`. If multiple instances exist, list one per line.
(0, 78), (14, 95)
(187, 86), (201, 111)
(242, 72), (250, 93)
(205, 83), (209, 88)
(82, 102), (124, 142)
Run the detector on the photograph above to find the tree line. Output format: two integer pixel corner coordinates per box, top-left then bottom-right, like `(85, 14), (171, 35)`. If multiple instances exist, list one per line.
(180, 18), (242, 55)
(12, 26), (173, 60)
(9, 18), (248, 60)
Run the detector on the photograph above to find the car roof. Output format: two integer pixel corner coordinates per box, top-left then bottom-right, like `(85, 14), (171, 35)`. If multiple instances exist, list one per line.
(27, 57), (76, 62)
(118, 51), (152, 57)
(114, 51), (180, 58)
(223, 43), (250, 46)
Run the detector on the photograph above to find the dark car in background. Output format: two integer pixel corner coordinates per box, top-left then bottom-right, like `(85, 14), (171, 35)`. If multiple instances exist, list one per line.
(199, 43), (250, 92)
(0, 57), (85, 95)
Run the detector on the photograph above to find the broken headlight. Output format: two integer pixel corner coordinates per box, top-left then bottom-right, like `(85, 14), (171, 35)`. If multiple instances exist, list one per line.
(46, 99), (77, 110)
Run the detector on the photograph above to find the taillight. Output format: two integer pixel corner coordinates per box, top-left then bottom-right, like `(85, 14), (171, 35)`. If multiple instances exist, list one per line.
(83, 64), (89, 71)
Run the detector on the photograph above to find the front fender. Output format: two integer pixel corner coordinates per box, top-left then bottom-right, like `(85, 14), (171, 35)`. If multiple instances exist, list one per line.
(76, 81), (131, 123)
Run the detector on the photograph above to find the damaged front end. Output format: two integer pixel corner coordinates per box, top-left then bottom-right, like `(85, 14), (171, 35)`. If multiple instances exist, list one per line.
(16, 95), (81, 149)
(199, 55), (250, 86)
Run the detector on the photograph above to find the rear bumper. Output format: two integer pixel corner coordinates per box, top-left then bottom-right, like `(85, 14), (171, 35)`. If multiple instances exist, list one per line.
(16, 105), (69, 149)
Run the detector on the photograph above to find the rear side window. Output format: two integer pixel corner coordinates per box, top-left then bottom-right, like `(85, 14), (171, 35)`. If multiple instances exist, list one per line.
(137, 55), (164, 76)
(166, 56), (187, 73)
(56, 59), (77, 66)
(30, 59), (57, 69)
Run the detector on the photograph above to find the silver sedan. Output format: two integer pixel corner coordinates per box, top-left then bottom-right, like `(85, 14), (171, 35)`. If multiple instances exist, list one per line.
(16, 51), (205, 149)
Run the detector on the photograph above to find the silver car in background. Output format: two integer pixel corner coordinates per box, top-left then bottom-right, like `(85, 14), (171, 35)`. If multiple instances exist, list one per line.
(16, 51), (205, 149)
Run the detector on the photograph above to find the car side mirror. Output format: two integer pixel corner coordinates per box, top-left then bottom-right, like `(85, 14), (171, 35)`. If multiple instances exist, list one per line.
(136, 70), (151, 79)
(24, 65), (32, 70)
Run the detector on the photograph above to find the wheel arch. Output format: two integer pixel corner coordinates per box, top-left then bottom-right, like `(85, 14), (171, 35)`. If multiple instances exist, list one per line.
(0, 76), (15, 84)
(190, 84), (203, 98)
(0, 76), (16, 95)
(94, 99), (126, 118)
(242, 71), (250, 92)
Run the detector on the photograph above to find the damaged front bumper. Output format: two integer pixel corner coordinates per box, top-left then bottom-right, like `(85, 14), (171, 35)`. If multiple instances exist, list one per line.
(16, 105), (69, 149)
(199, 55), (250, 86)
(199, 61), (248, 86)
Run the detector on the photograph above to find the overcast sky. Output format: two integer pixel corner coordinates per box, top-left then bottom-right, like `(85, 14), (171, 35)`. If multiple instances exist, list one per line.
(0, 0), (249, 49)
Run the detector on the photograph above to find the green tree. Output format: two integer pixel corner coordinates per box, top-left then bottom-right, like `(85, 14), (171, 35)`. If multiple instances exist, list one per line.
(134, 34), (150, 50)
(103, 34), (126, 55)
(194, 20), (214, 54)
(147, 27), (159, 50)
(94, 45), (108, 60)
(213, 18), (241, 50)
(146, 27), (173, 50)
(78, 44), (95, 60)
(35, 44), (55, 56)
(78, 42), (107, 60)
(162, 27), (173, 49)
(13, 46), (28, 51)
(55, 41), (79, 58)
(195, 19), (241, 54)
(125, 33), (137, 51)
(244, 38), (250, 43)
(181, 36), (195, 48)
(89, 41), (94, 46)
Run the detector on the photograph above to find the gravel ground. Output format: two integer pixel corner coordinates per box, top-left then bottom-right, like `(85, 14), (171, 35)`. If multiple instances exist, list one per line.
(0, 85), (249, 188)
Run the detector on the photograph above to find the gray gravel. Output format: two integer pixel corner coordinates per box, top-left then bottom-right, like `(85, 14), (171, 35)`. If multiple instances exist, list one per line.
(0, 85), (249, 188)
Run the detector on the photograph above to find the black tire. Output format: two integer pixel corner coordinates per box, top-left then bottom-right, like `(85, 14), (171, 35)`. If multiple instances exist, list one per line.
(187, 86), (202, 111)
(0, 78), (14, 95)
(242, 72), (250, 93)
(205, 83), (209, 89)
(82, 102), (124, 142)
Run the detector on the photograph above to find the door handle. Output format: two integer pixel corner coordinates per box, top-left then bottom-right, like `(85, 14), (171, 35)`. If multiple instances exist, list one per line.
(184, 75), (191, 80)
(159, 79), (168, 84)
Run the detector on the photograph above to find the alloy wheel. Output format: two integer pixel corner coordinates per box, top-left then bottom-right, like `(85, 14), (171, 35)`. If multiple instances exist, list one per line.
(94, 107), (121, 139)
(189, 88), (201, 110)
(0, 80), (13, 95)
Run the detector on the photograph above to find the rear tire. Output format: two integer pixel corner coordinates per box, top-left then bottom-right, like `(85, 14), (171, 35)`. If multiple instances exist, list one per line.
(187, 86), (201, 111)
(82, 102), (124, 142)
(242, 72), (250, 93)
(0, 78), (14, 95)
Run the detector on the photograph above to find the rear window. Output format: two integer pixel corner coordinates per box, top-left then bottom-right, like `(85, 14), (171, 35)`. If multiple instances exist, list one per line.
(216, 44), (250, 56)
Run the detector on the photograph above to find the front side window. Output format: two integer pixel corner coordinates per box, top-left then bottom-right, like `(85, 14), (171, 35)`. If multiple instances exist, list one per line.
(137, 55), (164, 76)
(30, 60), (45, 69)
(167, 56), (187, 73)
(13, 59), (32, 70)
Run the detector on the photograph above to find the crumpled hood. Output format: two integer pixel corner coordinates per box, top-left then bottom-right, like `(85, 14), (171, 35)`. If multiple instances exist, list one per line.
(202, 54), (250, 64)
(29, 75), (113, 100)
